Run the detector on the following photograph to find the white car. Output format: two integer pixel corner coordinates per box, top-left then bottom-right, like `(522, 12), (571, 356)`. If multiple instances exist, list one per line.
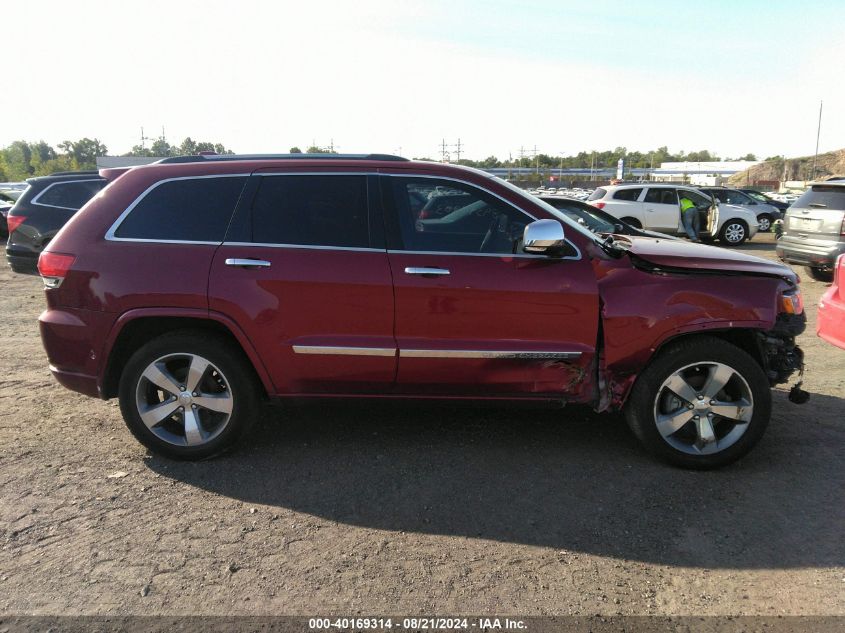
(586, 183), (758, 246)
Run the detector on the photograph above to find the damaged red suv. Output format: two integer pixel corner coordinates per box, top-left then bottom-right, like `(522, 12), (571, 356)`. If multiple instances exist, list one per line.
(37, 154), (807, 468)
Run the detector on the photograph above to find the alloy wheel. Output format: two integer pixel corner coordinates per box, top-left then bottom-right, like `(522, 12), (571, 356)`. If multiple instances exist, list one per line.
(723, 222), (746, 243)
(135, 353), (234, 447)
(757, 216), (771, 232)
(653, 361), (754, 455)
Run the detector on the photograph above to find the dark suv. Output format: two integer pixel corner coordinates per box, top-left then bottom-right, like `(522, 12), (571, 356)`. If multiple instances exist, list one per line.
(37, 154), (807, 468)
(6, 171), (106, 273)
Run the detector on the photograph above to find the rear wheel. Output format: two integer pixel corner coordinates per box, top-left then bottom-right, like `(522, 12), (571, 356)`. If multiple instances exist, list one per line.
(620, 217), (642, 229)
(625, 336), (771, 469)
(118, 331), (260, 460)
(756, 214), (773, 232)
(804, 266), (833, 283)
(719, 219), (748, 246)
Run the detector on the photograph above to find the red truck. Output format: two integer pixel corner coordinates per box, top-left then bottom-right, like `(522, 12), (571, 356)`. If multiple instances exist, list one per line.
(37, 154), (806, 468)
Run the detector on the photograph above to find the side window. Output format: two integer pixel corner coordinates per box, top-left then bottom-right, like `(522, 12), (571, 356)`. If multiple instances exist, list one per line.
(389, 178), (532, 254)
(644, 188), (677, 205)
(35, 180), (104, 210)
(612, 188), (642, 201)
(114, 176), (246, 242)
(680, 190), (711, 207)
(250, 175), (369, 247)
(723, 190), (752, 204)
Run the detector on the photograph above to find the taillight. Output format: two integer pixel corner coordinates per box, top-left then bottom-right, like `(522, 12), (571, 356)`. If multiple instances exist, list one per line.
(37, 252), (76, 288)
(593, 202), (606, 210)
(7, 215), (26, 234)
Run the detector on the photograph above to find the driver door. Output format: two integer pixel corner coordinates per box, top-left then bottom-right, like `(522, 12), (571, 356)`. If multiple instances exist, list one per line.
(381, 175), (599, 397)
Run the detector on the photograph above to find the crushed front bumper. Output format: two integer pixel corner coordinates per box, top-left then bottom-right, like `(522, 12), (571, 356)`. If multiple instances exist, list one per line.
(758, 312), (806, 386)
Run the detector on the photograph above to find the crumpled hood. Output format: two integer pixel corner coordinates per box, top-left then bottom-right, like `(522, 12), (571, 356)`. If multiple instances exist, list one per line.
(621, 236), (797, 282)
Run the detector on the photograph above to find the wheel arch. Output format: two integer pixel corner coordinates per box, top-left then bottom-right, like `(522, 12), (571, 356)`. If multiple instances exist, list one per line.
(100, 310), (275, 399)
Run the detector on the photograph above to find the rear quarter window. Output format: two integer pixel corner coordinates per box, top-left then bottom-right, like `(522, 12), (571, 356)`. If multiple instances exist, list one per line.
(793, 186), (845, 211)
(587, 188), (607, 201)
(113, 176), (247, 242)
(612, 188), (642, 201)
(33, 180), (104, 210)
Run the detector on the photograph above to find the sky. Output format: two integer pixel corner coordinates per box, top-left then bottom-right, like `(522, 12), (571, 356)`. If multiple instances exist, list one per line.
(2, 0), (842, 161)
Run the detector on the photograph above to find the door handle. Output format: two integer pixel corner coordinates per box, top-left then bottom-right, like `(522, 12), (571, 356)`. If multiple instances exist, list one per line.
(225, 258), (272, 268)
(404, 267), (450, 276)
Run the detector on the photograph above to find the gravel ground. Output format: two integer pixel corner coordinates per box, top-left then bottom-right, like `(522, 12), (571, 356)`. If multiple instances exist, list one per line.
(0, 233), (843, 617)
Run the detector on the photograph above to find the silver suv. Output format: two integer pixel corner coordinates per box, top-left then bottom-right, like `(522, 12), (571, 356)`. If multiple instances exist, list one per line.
(776, 179), (845, 282)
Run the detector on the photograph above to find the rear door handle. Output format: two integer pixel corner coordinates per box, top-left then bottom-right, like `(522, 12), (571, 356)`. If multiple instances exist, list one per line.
(225, 258), (272, 268)
(404, 267), (450, 276)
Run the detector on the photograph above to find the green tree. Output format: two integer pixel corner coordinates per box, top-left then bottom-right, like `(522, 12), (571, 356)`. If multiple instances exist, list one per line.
(58, 138), (108, 168)
(289, 146), (302, 153)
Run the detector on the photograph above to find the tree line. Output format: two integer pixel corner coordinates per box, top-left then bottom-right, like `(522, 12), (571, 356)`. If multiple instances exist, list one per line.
(0, 137), (235, 181)
(1, 139), (771, 183)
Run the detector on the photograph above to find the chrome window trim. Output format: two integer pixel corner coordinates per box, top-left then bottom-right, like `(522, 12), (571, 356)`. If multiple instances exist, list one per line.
(292, 345), (396, 357)
(400, 349), (583, 360)
(102, 171), (582, 260)
(104, 173), (250, 243)
(31, 179), (104, 211)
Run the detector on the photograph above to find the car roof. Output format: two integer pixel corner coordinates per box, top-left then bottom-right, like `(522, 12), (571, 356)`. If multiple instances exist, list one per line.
(808, 179), (845, 187)
(113, 154), (497, 183)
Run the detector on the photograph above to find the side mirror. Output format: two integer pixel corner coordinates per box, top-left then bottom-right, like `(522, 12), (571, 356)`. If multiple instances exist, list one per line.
(523, 219), (566, 255)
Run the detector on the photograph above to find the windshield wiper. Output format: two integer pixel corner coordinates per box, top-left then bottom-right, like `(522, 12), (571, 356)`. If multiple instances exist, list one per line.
(599, 234), (626, 258)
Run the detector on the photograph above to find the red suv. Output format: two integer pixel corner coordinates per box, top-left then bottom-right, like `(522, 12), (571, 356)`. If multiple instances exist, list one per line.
(38, 154), (807, 468)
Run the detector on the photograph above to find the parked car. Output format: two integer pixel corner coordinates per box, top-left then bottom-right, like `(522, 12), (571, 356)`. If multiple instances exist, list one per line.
(817, 254), (845, 349)
(6, 172), (106, 273)
(587, 184), (759, 245)
(36, 154), (806, 468)
(0, 191), (15, 238)
(697, 187), (782, 232)
(538, 195), (678, 239)
(739, 189), (791, 214)
(776, 180), (845, 282)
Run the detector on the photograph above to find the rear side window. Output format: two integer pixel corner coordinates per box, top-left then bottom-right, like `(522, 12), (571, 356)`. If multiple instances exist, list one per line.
(644, 188), (677, 205)
(250, 175), (369, 247)
(33, 180), (104, 210)
(612, 188), (642, 201)
(793, 186), (845, 211)
(113, 176), (247, 242)
(587, 188), (607, 201)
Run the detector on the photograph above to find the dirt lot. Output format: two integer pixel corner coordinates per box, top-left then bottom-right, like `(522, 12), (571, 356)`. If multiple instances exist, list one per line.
(0, 233), (843, 617)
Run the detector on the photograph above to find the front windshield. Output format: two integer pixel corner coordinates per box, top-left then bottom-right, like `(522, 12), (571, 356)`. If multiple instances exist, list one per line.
(490, 176), (603, 243)
(747, 191), (768, 203)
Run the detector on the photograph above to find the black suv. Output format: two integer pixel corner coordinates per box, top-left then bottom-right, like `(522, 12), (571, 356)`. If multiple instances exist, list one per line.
(6, 172), (106, 273)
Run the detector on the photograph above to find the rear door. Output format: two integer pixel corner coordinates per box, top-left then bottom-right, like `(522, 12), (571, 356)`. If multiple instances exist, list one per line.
(381, 174), (599, 399)
(209, 171), (396, 395)
(642, 187), (680, 231)
(787, 185), (845, 244)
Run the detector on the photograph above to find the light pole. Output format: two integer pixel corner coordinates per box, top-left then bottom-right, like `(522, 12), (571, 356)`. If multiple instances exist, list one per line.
(812, 100), (823, 181)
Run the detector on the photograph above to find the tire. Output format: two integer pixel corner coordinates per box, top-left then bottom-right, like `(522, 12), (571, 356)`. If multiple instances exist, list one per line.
(621, 217), (642, 229)
(118, 331), (260, 460)
(757, 214), (773, 232)
(804, 266), (833, 283)
(718, 219), (749, 246)
(624, 336), (771, 469)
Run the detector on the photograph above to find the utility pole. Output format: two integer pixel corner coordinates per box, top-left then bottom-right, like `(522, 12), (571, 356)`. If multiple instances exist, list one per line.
(139, 127), (153, 151)
(812, 100), (823, 181)
(454, 138), (462, 162)
(440, 139), (449, 162)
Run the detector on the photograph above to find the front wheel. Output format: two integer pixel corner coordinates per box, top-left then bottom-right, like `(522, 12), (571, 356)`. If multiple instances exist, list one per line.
(118, 331), (260, 460)
(625, 336), (771, 469)
(620, 216), (642, 229)
(719, 219), (749, 246)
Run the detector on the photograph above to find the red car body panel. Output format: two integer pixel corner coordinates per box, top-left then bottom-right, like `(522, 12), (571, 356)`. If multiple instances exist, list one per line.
(817, 255), (845, 350)
(36, 157), (802, 410)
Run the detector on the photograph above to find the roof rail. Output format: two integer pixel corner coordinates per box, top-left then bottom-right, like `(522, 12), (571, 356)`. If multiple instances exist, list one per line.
(36, 170), (101, 177)
(157, 153), (409, 164)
